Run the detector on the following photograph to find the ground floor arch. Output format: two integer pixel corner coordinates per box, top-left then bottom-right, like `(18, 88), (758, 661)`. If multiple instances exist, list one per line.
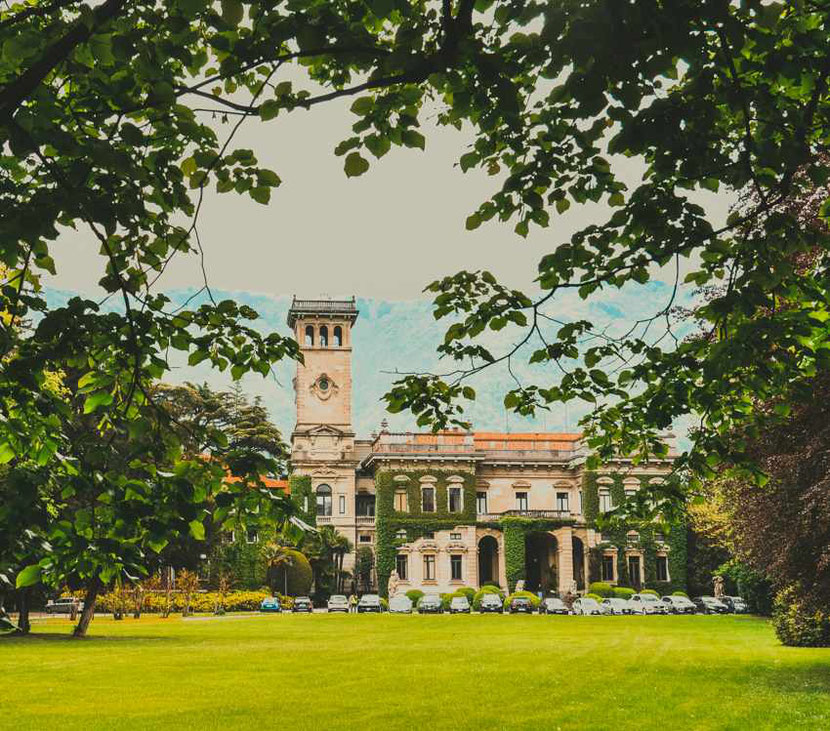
(478, 535), (500, 587)
(524, 532), (559, 594)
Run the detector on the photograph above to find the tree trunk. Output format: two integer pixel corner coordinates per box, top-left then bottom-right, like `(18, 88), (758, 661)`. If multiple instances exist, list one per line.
(73, 580), (101, 638)
(16, 587), (31, 634)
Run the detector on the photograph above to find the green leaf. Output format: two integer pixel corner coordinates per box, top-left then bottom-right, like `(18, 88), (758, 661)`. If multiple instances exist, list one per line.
(350, 97), (374, 116)
(0, 443), (15, 464)
(220, 0), (243, 25)
(15, 565), (41, 589)
(555, 197), (571, 214)
(189, 520), (206, 541)
(344, 152), (369, 178)
(465, 213), (481, 231)
(401, 129), (426, 150)
(83, 390), (114, 414)
(259, 100), (281, 121)
(250, 186), (271, 204)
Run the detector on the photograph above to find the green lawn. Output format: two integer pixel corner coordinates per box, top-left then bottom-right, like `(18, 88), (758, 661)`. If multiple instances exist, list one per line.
(2, 614), (829, 729)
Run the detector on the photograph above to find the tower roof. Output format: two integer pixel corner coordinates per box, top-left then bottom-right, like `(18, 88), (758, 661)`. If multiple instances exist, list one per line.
(286, 296), (359, 327)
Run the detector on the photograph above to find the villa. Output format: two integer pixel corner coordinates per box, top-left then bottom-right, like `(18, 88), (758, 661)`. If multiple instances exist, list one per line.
(286, 297), (685, 597)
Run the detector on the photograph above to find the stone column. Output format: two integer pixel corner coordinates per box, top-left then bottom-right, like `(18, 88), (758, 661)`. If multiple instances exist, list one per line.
(555, 526), (574, 595)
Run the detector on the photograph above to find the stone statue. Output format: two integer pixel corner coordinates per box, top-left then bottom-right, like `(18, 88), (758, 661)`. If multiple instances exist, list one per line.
(713, 575), (724, 598)
(387, 570), (400, 598)
(514, 579), (526, 593)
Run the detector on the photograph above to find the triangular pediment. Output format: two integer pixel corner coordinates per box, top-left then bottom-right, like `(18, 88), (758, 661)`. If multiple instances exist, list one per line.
(305, 424), (345, 437)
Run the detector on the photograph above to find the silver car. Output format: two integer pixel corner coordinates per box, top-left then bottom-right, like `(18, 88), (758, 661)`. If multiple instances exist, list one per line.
(572, 597), (602, 615)
(629, 593), (669, 615)
(327, 594), (349, 613)
(600, 597), (632, 615)
(388, 595), (413, 614)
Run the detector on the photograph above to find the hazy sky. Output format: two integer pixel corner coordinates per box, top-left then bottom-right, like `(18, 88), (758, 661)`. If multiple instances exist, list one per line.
(45, 70), (734, 437)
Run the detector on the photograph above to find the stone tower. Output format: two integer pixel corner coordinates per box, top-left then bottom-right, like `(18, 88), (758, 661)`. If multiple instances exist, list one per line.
(287, 297), (360, 560)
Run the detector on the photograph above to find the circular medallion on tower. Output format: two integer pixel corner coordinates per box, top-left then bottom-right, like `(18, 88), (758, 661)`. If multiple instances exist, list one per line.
(310, 373), (338, 401)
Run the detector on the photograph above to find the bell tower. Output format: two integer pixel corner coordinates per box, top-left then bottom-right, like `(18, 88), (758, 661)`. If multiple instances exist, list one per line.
(287, 296), (358, 453)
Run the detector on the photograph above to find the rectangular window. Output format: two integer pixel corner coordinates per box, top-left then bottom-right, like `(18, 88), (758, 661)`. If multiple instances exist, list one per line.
(356, 494), (375, 516)
(556, 491), (570, 512)
(578, 490), (583, 514)
(394, 490), (408, 512)
(359, 534), (372, 544)
(476, 491), (488, 514)
(601, 555), (615, 582)
(450, 532), (461, 540)
(422, 487), (436, 513)
(246, 529), (258, 544)
(339, 495), (346, 515)
(423, 531), (435, 539)
(599, 489), (613, 513)
(656, 555), (669, 582)
(516, 492), (528, 511)
(424, 555), (436, 581)
(450, 555), (463, 581)
(628, 556), (642, 589)
(396, 553), (408, 581)
(448, 486), (463, 513)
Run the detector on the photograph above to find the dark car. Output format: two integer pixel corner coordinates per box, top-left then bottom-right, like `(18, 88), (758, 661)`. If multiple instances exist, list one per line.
(509, 597), (534, 614)
(417, 594), (443, 614)
(478, 594), (503, 614)
(692, 596), (729, 614)
(540, 597), (569, 615)
(721, 596), (748, 614)
(661, 595), (696, 615)
(292, 596), (314, 613)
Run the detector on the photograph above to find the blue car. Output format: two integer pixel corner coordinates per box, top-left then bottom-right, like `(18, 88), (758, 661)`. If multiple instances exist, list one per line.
(260, 597), (282, 613)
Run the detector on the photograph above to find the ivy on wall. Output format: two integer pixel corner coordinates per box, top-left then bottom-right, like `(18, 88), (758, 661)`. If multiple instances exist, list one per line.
(583, 471), (687, 593)
(375, 468), (476, 597)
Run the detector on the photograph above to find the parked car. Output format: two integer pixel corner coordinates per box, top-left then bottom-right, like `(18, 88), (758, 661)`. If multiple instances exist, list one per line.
(357, 594), (383, 613)
(572, 597), (603, 616)
(661, 595), (696, 615)
(600, 598), (632, 615)
(45, 598), (83, 614)
(388, 595), (413, 614)
(417, 594), (443, 614)
(508, 596), (535, 614)
(721, 596), (748, 614)
(327, 594), (349, 613)
(259, 597), (282, 613)
(478, 594), (504, 614)
(292, 596), (314, 613)
(628, 593), (669, 615)
(539, 597), (569, 615)
(450, 596), (471, 614)
(692, 596), (729, 614)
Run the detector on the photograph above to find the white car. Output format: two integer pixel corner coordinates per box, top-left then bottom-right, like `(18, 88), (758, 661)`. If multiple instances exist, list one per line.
(327, 594), (349, 613)
(572, 597), (602, 615)
(449, 596), (471, 614)
(629, 593), (669, 615)
(389, 595), (413, 614)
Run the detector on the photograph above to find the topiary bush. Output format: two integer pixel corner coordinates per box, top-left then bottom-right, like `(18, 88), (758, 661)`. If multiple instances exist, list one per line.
(585, 592), (603, 602)
(503, 591), (541, 610)
(772, 587), (830, 647)
(613, 587), (635, 600)
(406, 589), (425, 604)
(672, 590), (690, 598)
(269, 549), (313, 597)
(456, 586), (475, 603)
(588, 582), (615, 598)
(640, 588), (659, 596)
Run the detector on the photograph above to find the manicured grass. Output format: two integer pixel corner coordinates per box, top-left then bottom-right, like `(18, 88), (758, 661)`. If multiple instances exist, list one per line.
(2, 614), (829, 729)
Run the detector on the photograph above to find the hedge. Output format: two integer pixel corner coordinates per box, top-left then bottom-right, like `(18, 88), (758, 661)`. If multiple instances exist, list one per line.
(588, 582), (615, 598)
(95, 590), (271, 614)
(503, 591), (541, 609)
(405, 589), (425, 604)
(772, 587), (830, 647)
(613, 587), (635, 599)
(269, 549), (313, 596)
(585, 593), (603, 602)
(672, 590), (689, 598)
(640, 588), (659, 596)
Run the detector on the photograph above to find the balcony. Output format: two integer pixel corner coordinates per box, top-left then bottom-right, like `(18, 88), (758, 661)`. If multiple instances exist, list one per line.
(356, 515), (375, 526)
(478, 510), (578, 522)
(316, 516), (332, 525)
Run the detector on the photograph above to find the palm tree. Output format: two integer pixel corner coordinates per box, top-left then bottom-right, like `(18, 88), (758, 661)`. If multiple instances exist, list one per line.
(330, 532), (353, 593)
(262, 542), (295, 596)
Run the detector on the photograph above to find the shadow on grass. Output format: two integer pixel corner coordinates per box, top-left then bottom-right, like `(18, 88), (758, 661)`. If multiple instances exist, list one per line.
(0, 631), (173, 644)
(749, 660), (830, 696)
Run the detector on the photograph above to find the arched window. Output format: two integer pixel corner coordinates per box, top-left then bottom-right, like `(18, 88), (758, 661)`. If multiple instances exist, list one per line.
(319, 325), (328, 347)
(304, 325), (314, 346)
(316, 484), (332, 516)
(333, 326), (343, 346)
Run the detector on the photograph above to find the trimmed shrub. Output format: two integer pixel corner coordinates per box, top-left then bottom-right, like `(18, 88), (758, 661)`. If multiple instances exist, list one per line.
(588, 582), (615, 598)
(503, 591), (541, 610)
(270, 549), (313, 597)
(613, 587), (635, 600)
(772, 587), (830, 647)
(672, 590), (690, 598)
(380, 597), (389, 611)
(585, 592), (603, 602)
(455, 587), (475, 603)
(472, 585), (502, 611)
(640, 588), (659, 596)
(95, 590), (271, 614)
(406, 589), (425, 604)
(481, 584), (502, 593)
